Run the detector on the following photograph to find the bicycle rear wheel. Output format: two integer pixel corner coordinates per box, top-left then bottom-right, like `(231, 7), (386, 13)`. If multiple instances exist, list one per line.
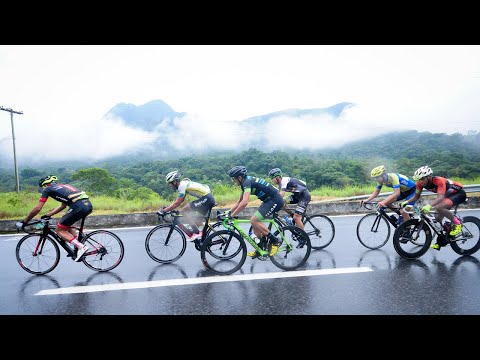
(392, 219), (432, 259)
(145, 224), (187, 263)
(200, 230), (247, 275)
(303, 214), (335, 250)
(270, 225), (311, 270)
(82, 230), (124, 271)
(450, 216), (480, 256)
(356, 213), (391, 249)
(16, 234), (60, 275)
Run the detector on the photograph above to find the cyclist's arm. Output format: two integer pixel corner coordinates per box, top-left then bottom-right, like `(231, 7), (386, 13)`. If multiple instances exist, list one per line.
(230, 192), (250, 217)
(23, 200), (46, 223)
(47, 203), (67, 217)
(163, 196), (185, 212)
(378, 187), (401, 207)
(364, 188), (381, 203)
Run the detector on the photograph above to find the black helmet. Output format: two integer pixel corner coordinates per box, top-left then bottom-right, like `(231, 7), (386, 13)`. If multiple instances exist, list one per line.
(268, 168), (282, 178)
(228, 166), (247, 178)
(39, 175), (58, 187)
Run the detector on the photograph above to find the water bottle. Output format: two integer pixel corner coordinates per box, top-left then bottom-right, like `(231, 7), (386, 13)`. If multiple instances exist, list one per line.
(284, 215), (293, 226)
(396, 216), (404, 226)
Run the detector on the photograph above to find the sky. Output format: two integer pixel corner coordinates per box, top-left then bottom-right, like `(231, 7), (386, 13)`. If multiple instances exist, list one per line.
(1, 45), (479, 164)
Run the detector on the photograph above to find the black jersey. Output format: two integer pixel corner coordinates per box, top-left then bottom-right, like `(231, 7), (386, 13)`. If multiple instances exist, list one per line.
(40, 183), (89, 206)
(241, 176), (279, 202)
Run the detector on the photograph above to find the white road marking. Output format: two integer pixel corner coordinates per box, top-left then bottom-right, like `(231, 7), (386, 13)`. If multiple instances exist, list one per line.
(35, 267), (373, 295)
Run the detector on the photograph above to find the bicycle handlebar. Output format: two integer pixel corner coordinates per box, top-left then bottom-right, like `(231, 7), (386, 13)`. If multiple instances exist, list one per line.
(20, 218), (52, 234)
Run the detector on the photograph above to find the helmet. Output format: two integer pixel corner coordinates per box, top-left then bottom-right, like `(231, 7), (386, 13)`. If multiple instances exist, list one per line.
(228, 165), (247, 178)
(39, 175), (58, 187)
(370, 165), (386, 178)
(165, 170), (181, 183)
(268, 168), (282, 178)
(413, 166), (432, 181)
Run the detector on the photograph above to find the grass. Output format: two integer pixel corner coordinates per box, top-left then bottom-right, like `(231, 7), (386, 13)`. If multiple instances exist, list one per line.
(1, 177), (478, 220)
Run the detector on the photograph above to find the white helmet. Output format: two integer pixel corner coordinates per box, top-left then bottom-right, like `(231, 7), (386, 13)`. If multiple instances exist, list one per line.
(165, 170), (181, 183)
(413, 166), (432, 181)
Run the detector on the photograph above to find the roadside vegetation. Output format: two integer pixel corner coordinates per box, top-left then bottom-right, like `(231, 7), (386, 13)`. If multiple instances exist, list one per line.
(1, 179), (478, 220)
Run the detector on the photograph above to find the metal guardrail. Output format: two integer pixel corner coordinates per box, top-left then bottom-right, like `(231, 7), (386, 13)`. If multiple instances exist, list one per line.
(322, 184), (480, 202)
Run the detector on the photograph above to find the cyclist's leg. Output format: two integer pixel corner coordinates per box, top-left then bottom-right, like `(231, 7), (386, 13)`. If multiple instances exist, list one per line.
(398, 189), (416, 221)
(445, 190), (467, 236)
(57, 200), (92, 254)
(293, 191), (310, 230)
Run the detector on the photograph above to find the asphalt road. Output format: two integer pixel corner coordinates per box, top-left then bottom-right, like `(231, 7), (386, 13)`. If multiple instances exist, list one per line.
(1, 210), (480, 315)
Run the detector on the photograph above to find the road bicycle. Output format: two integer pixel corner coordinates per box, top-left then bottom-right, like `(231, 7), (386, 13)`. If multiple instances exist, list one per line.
(201, 211), (311, 275)
(145, 206), (224, 263)
(392, 201), (480, 259)
(16, 217), (125, 275)
(356, 201), (410, 249)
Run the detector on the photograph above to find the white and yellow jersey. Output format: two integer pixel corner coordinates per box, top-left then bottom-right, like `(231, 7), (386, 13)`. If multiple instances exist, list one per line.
(177, 178), (211, 199)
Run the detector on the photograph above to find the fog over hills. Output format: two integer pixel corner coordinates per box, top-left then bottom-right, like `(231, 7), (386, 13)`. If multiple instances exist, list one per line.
(2, 99), (477, 168)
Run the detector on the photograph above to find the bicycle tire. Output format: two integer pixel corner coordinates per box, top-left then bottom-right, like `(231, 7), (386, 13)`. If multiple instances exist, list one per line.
(450, 216), (480, 256)
(145, 224), (187, 263)
(16, 234), (60, 275)
(82, 230), (124, 271)
(269, 225), (311, 270)
(392, 219), (432, 259)
(356, 213), (391, 249)
(303, 214), (335, 250)
(200, 230), (247, 275)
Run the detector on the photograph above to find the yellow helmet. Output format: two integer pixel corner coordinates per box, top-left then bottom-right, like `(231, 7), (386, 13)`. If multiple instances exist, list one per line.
(370, 165), (386, 178)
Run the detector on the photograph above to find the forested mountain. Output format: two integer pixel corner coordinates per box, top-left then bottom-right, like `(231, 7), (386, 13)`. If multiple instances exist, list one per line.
(1, 130), (479, 196)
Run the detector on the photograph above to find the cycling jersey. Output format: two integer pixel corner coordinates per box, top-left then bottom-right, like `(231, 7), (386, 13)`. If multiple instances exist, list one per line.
(279, 177), (308, 193)
(241, 176), (280, 202)
(177, 178), (211, 198)
(416, 176), (464, 196)
(376, 173), (416, 193)
(40, 183), (89, 206)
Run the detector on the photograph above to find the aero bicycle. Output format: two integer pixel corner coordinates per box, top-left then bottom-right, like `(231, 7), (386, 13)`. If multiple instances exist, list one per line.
(16, 217), (125, 275)
(392, 200), (480, 259)
(201, 211), (311, 275)
(145, 207), (223, 263)
(356, 201), (410, 249)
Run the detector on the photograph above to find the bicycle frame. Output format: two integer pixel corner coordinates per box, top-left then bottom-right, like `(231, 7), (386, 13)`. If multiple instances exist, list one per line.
(364, 202), (403, 228)
(31, 218), (93, 259)
(221, 217), (294, 257)
(160, 208), (218, 243)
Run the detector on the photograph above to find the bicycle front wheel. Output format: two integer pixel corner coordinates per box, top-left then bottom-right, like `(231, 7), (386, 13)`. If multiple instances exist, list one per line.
(303, 214), (335, 250)
(356, 213), (391, 249)
(450, 216), (480, 256)
(200, 230), (247, 275)
(16, 234), (60, 275)
(145, 224), (187, 263)
(392, 219), (432, 259)
(270, 225), (311, 271)
(82, 230), (124, 271)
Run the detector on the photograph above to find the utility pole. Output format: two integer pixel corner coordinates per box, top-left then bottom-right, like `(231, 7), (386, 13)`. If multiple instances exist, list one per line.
(0, 106), (23, 193)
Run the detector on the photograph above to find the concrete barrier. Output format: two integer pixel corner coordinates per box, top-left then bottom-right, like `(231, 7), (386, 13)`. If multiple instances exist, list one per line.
(2, 196), (479, 234)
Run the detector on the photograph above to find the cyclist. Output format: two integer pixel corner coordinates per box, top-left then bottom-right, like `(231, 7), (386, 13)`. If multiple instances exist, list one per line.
(15, 175), (92, 262)
(157, 170), (215, 242)
(400, 165), (466, 250)
(228, 165), (283, 257)
(361, 165), (416, 224)
(268, 167), (310, 231)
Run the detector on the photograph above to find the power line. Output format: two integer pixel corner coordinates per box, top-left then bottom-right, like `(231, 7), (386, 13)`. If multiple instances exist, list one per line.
(0, 106), (23, 193)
